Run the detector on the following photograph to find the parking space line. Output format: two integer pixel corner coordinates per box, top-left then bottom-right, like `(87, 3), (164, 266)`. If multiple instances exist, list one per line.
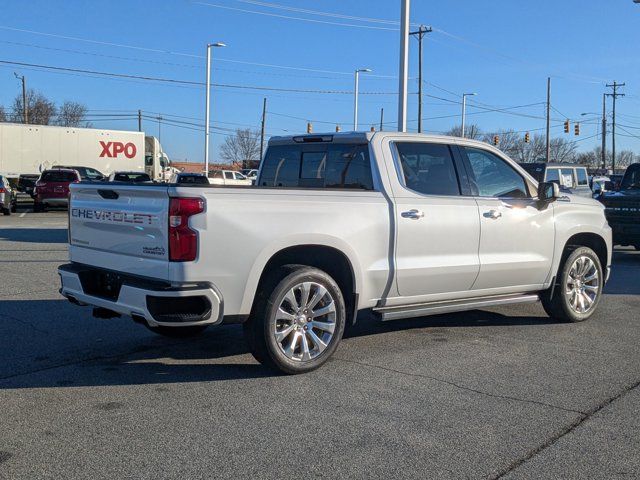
(19, 212), (26, 218)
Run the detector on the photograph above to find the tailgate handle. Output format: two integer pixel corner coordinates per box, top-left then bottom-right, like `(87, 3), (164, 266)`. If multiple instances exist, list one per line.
(98, 189), (119, 200)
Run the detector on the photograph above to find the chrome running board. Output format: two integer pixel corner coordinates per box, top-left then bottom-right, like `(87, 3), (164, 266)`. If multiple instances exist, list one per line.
(374, 293), (540, 321)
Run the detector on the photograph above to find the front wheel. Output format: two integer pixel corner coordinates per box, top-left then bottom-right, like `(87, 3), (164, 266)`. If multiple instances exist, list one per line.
(541, 246), (603, 322)
(2, 207), (10, 216)
(244, 266), (346, 374)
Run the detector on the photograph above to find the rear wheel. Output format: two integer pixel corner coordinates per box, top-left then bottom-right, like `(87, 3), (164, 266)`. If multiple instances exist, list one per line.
(541, 246), (603, 322)
(33, 202), (43, 212)
(145, 324), (208, 338)
(244, 266), (346, 374)
(2, 207), (10, 216)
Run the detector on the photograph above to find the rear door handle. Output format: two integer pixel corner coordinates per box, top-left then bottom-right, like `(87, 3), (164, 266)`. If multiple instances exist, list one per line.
(484, 209), (502, 219)
(401, 209), (425, 219)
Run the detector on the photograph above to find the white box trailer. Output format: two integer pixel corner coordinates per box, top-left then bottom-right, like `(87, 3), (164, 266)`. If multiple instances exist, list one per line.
(0, 123), (172, 181)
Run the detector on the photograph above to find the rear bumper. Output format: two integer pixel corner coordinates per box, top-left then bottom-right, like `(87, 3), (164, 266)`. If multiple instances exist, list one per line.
(37, 197), (69, 206)
(58, 263), (223, 328)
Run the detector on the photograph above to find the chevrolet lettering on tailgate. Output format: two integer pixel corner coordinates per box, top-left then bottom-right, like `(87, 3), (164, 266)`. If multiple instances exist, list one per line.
(71, 208), (158, 225)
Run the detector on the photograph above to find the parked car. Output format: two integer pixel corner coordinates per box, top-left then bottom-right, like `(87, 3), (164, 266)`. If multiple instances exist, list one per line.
(34, 168), (80, 212)
(519, 162), (593, 198)
(53, 166), (105, 182)
(17, 174), (39, 198)
(209, 169), (252, 186)
(60, 132), (611, 374)
(0, 175), (18, 215)
(241, 169), (259, 180)
(597, 163), (640, 248)
(108, 171), (152, 183)
(169, 172), (210, 185)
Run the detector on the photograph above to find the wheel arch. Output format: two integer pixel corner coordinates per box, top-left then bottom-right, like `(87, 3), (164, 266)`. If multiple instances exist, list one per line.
(241, 239), (362, 324)
(560, 232), (609, 275)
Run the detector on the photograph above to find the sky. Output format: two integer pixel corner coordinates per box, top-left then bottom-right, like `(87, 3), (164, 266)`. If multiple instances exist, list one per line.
(0, 0), (639, 162)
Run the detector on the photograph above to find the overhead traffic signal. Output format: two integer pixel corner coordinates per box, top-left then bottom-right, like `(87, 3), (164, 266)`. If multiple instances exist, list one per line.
(564, 120), (570, 133)
(307, 122), (313, 134)
(524, 132), (530, 143)
(574, 123), (580, 136)
(493, 135), (499, 145)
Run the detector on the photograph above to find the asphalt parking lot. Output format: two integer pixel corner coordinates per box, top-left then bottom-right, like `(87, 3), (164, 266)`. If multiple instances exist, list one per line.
(1, 204), (639, 479)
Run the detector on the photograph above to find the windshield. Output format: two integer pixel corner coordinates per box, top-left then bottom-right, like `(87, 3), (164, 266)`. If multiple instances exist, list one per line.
(621, 165), (640, 190)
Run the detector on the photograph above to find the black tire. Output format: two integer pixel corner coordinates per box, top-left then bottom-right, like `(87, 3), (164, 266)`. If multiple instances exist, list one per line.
(2, 208), (10, 216)
(33, 202), (43, 212)
(541, 246), (603, 323)
(10, 203), (17, 213)
(243, 265), (346, 374)
(145, 324), (209, 338)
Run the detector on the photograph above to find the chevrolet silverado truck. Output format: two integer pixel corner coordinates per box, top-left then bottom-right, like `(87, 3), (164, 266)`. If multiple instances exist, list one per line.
(597, 163), (640, 249)
(59, 132), (612, 374)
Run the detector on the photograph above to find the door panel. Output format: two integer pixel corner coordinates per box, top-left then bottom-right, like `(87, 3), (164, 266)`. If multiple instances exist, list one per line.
(391, 141), (481, 298)
(395, 196), (481, 296)
(474, 198), (555, 290)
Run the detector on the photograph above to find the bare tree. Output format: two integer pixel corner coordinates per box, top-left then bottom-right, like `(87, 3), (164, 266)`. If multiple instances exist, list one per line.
(11, 89), (56, 125)
(481, 129), (521, 157)
(56, 101), (87, 127)
(549, 137), (577, 163)
(445, 124), (483, 140)
(616, 150), (636, 168)
(220, 128), (261, 168)
(0, 105), (6, 122)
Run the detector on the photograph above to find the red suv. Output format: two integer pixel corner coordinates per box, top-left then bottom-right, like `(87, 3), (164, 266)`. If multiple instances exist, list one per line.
(34, 169), (80, 212)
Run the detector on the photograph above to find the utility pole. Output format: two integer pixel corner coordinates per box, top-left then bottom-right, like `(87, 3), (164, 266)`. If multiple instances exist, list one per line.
(380, 108), (384, 132)
(157, 115), (162, 143)
(545, 77), (551, 162)
(601, 93), (607, 170)
(409, 25), (432, 133)
(259, 97), (267, 161)
(138, 109), (142, 132)
(606, 81), (625, 173)
(353, 68), (372, 131)
(14, 73), (28, 124)
(397, 0), (410, 132)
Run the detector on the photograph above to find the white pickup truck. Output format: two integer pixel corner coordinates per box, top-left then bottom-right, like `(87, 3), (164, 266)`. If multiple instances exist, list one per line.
(59, 132), (612, 374)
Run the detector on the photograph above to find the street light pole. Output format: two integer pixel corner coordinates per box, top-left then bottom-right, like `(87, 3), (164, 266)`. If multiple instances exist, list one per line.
(204, 42), (226, 177)
(398, 0), (410, 132)
(353, 68), (371, 131)
(461, 93), (476, 138)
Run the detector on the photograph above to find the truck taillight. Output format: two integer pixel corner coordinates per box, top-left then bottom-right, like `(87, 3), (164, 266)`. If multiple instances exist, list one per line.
(168, 197), (204, 262)
(0, 187), (5, 194)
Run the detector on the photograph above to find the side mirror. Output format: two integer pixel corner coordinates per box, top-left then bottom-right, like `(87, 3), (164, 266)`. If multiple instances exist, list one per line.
(538, 181), (560, 203)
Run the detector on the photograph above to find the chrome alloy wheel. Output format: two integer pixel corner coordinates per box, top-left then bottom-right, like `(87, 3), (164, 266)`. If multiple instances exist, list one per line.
(566, 255), (600, 314)
(273, 281), (337, 362)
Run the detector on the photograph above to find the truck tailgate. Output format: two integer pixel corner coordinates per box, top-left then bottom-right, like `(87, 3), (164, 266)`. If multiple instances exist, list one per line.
(68, 183), (170, 280)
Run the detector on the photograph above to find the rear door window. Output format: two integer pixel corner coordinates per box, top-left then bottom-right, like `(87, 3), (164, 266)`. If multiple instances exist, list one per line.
(259, 143), (373, 190)
(224, 171), (234, 180)
(395, 142), (460, 196)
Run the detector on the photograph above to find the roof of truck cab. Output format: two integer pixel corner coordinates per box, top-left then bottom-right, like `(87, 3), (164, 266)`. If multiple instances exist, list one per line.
(268, 131), (494, 146)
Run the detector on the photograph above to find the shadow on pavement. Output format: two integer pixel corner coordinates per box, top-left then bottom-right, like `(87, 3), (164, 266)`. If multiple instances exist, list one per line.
(605, 249), (640, 295)
(0, 299), (555, 390)
(0, 228), (68, 244)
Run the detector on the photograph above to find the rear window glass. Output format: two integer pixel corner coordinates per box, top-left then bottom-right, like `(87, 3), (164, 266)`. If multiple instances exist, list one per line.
(113, 173), (150, 182)
(41, 171), (77, 182)
(259, 144), (373, 190)
(178, 175), (209, 184)
(576, 168), (588, 186)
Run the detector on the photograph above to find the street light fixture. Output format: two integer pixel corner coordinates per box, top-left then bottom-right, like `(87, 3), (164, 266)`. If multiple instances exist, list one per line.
(461, 92), (477, 138)
(353, 68), (372, 131)
(204, 42), (226, 176)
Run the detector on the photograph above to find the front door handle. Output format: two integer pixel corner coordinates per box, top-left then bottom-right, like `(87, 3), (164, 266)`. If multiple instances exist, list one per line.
(401, 209), (425, 219)
(484, 209), (502, 219)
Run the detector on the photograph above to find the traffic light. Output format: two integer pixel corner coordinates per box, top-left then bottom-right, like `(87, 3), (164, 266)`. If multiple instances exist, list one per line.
(524, 132), (530, 143)
(574, 123), (580, 136)
(307, 122), (313, 134)
(335, 125), (341, 132)
(493, 135), (499, 145)
(564, 120), (570, 133)
(370, 126), (376, 132)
